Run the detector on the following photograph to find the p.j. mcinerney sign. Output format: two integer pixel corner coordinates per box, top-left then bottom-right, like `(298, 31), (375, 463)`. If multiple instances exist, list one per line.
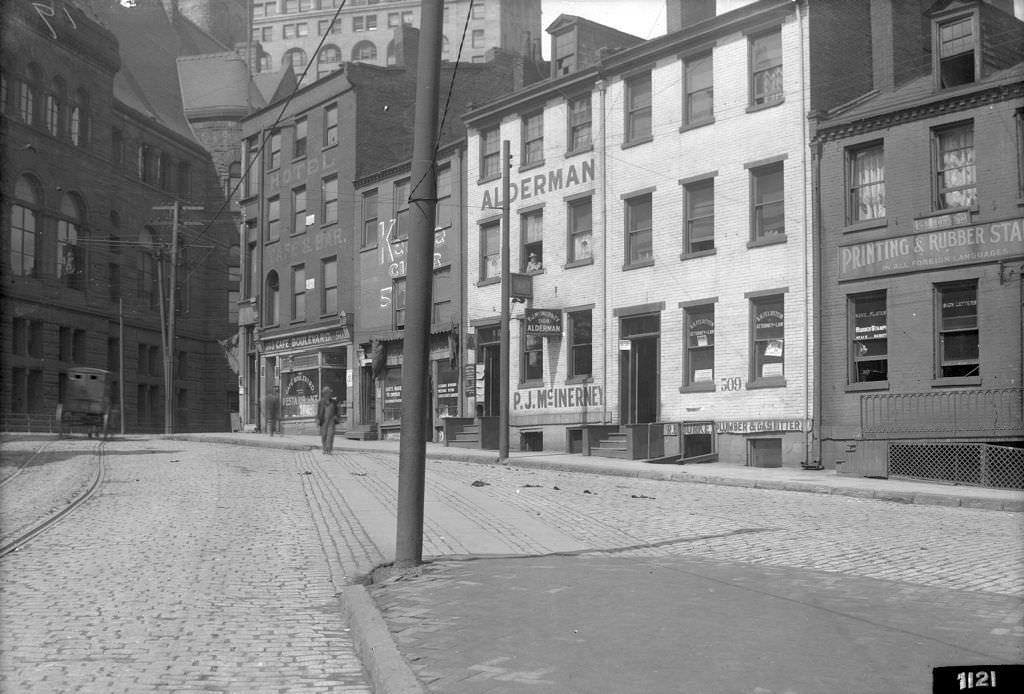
(838, 218), (1023, 280)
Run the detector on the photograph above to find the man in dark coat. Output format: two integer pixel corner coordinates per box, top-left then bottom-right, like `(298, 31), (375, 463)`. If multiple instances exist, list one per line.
(316, 387), (338, 454)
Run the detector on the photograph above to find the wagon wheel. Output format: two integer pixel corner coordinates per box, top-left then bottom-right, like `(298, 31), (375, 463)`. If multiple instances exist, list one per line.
(55, 403), (65, 438)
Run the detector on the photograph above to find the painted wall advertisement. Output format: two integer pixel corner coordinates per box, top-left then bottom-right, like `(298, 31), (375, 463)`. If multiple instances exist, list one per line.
(838, 217), (1024, 280)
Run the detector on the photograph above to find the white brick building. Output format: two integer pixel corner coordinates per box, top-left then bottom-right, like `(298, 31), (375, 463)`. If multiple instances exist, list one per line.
(462, 1), (819, 465)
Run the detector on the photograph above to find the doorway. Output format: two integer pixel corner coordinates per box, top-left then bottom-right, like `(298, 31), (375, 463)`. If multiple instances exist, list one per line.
(619, 314), (660, 424)
(476, 326), (501, 417)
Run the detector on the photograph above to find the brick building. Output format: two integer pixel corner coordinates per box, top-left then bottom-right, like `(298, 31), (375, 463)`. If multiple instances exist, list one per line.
(250, 0), (543, 75)
(812, 0), (1024, 482)
(457, 0), (890, 464)
(238, 34), (532, 434)
(1, 0), (237, 432)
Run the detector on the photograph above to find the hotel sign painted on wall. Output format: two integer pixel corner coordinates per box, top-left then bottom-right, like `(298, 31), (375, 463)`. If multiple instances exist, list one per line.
(837, 217), (1024, 280)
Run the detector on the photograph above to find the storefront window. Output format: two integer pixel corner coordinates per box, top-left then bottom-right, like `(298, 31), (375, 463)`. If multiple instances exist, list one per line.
(850, 292), (887, 383)
(751, 295), (784, 383)
(383, 365), (402, 423)
(283, 369), (318, 418)
(936, 282), (978, 378)
(436, 361), (459, 418)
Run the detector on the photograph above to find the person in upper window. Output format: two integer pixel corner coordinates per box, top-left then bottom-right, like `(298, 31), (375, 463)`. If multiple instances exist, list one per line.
(525, 252), (543, 273)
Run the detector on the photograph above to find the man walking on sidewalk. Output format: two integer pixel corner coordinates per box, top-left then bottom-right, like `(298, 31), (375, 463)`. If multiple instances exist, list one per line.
(265, 386), (281, 436)
(316, 387), (338, 454)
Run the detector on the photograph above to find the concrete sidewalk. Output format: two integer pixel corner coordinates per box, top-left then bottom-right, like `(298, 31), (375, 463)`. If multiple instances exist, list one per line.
(175, 431), (1024, 513)
(175, 432), (1024, 694)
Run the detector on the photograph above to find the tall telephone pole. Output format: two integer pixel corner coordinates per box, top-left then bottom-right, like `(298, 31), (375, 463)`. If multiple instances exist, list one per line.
(153, 201), (202, 434)
(394, 0), (444, 569)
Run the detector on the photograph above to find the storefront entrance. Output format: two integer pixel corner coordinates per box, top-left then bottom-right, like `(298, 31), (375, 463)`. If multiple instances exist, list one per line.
(476, 326), (501, 417)
(619, 314), (660, 424)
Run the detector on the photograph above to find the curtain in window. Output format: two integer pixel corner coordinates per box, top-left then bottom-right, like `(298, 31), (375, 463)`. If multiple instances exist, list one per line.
(852, 148), (885, 221)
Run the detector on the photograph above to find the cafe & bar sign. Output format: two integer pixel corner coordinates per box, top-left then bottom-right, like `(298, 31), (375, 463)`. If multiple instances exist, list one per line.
(837, 217), (1024, 280)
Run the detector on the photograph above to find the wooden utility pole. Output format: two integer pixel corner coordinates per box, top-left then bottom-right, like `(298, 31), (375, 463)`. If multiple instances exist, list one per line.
(499, 141), (511, 460)
(394, 0), (444, 568)
(153, 201), (202, 434)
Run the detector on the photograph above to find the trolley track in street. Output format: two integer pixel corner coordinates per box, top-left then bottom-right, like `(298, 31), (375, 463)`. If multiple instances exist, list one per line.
(0, 441), (108, 559)
(0, 439), (55, 488)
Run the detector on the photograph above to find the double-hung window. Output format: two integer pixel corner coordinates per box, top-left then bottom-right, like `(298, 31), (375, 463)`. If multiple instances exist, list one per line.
(361, 189), (378, 247)
(480, 221), (501, 281)
(294, 117), (307, 158)
(267, 196), (281, 241)
(568, 309), (593, 380)
(324, 104), (338, 147)
(435, 164), (452, 229)
(480, 126), (500, 180)
(684, 304), (715, 387)
(934, 123), (976, 210)
(521, 332), (543, 384)
(937, 15), (976, 88)
(850, 292), (888, 384)
(521, 112), (543, 167)
(750, 29), (783, 107)
(521, 210), (543, 272)
(393, 179), (410, 239)
(624, 72), (652, 144)
(750, 161), (785, 241)
(848, 143), (886, 223)
(267, 129), (281, 170)
(292, 186), (306, 234)
(292, 265), (306, 321)
(624, 192), (653, 266)
(936, 282), (979, 379)
(321, 257), (337, 316)
(567, 196), (593, 264)
(683, 178), (714, 255)
(321, 175), (338, 225)
(567, 95), (592, 152)
(683, 52), (713, 126)
(750, 294), (785, 384)
(432, 267), (454, 324)
(393, 278), (407, 329)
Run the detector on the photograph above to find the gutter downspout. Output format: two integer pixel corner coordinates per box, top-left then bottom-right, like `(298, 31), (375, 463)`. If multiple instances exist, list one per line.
(597, 77), (609, 423)
(796, 0), (817, 468)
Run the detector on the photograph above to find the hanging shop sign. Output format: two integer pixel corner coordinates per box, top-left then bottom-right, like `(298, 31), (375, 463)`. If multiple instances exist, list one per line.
(525, 309), (563, 336)
(838, 217), (1024, 280)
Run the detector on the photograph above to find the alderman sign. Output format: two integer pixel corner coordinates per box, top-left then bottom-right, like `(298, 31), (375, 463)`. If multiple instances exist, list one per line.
(837, 217), (1024, 280)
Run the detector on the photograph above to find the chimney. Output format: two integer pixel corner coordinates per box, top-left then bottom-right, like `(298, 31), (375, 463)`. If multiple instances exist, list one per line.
(870, 0), (927, 93)
(666, 0), (716, 34)
(392, 24), (419, 70)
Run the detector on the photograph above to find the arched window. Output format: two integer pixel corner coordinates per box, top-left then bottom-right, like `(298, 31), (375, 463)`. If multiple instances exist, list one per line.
(71, 89), (90, 146)
(228, 245), (240, 324)
(10, 175), (41, 277)
(317, 45), (341, 77)
(19, 63), (42, 125)
(265, 270), (280, 325)
(351, 41), (377, 62)
(137, 226), (158, 309)
(57, 193), (85, 289)
(227, 161), (241, 199)
(45, 76), (65, 136)
(283, 48), (308, 70)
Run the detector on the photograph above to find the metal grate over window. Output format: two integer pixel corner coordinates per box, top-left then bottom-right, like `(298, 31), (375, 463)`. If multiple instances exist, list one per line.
(888, 442), (1024, 489)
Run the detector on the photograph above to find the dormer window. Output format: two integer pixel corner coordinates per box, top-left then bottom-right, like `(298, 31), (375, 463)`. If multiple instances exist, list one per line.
(937, 15), (976, 88)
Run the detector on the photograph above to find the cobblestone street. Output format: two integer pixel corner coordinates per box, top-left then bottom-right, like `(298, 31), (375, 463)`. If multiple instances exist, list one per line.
(1, 436), (1021, 693)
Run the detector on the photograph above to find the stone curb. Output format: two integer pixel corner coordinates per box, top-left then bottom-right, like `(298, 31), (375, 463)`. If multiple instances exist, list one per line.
(340, 584), (427, 694)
